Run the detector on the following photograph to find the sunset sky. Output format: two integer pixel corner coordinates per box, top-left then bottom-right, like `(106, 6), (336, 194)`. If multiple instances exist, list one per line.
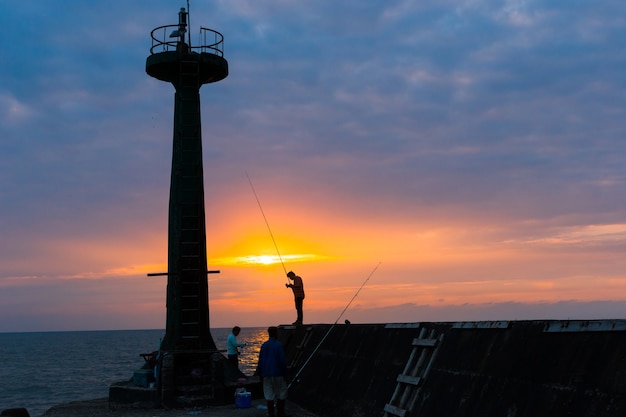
(1, 1), (626, 332)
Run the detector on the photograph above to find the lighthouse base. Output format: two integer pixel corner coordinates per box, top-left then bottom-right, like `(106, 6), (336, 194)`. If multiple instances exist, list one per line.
(160, 350), (226, 408)
(109, 350), (243, 409)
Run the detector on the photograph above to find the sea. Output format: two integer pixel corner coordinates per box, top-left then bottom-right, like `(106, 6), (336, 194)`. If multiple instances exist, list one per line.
(0, 327), (267, 417)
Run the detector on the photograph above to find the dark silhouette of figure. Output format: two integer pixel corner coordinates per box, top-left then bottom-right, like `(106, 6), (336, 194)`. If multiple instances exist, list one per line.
(257, 326), (289, 417)
(285, 271), (305, 325)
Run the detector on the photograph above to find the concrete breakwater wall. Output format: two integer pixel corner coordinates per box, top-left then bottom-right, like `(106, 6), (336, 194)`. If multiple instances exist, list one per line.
(279, 320), (626, 417)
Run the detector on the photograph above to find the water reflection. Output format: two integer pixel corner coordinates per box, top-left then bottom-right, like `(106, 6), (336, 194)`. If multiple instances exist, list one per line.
(213, 327), (268, 376)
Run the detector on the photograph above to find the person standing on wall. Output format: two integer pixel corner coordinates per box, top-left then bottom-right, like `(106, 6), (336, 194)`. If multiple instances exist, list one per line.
(256, 326), (289, 417)
(227, 326), (246, 370)
(285, 271), (305, 325)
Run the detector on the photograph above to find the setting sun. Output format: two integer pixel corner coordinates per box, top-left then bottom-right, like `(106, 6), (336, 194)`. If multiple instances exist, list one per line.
(211, 253), (325, 266)
(247, 255), (277, 265)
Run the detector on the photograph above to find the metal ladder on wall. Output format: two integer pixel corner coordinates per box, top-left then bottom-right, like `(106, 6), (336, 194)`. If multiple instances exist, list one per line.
(178, 57), (202, 343)
(288, 326), (314, 369)
(383, 327), (443, 417)
(178, 204), (201, 342)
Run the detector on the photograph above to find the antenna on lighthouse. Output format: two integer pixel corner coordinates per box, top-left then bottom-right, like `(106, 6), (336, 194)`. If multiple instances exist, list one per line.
(186, 0), (191, 46)
(167, 2), (195, 47)
(169, 8), (187, 41)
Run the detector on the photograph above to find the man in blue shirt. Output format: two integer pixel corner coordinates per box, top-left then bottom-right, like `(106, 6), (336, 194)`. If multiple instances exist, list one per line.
(257, 326), (289, 417)
(227, 326), (246, 370)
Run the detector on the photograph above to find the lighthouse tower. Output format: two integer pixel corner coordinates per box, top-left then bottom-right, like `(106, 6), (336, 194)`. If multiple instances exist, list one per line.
(146, 7), (228, 407)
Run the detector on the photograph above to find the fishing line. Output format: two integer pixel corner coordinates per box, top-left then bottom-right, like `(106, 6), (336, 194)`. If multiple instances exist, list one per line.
(287, 261), (381, 389)
(246, 172), (288, 277)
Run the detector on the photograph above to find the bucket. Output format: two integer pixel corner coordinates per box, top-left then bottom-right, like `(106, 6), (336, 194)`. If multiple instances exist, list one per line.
(235, 390), (252, 408)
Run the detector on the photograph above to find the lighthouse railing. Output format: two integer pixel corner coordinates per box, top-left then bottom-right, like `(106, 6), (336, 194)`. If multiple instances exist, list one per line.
(150, 24), (224, 57)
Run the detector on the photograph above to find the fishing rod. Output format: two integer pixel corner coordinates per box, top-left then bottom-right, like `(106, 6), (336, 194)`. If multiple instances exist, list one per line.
(246, 172), (288, 278)
(287, 261), (381, 389)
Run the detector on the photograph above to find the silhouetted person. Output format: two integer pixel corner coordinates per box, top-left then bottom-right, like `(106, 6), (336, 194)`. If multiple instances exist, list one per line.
(285, 271), (305, 325)
(257, 326), (289, 417)
(227, 326), (246, 369)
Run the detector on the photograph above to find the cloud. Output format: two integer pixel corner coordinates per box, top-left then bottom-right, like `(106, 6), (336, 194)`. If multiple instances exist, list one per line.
(1, 1), (626, 331)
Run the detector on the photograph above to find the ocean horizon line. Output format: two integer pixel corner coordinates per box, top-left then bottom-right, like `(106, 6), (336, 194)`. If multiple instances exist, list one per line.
(0, 326), (271, 335)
